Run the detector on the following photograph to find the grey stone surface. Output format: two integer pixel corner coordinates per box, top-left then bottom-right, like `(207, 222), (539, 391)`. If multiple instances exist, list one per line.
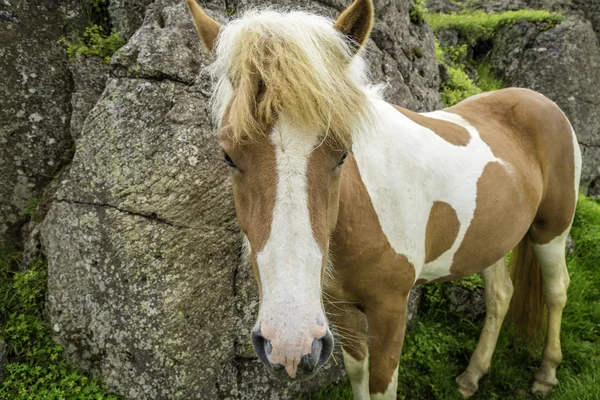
(490, 17), (600, 192)
(0, 0), (73, 242)
(38, 0), (441, 398)
(109, 0), (156, 39)
(69, 54), (111, 139)
(445, 285), (486, 321)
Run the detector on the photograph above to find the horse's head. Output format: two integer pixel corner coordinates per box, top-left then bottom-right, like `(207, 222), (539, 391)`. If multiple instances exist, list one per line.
(187, 0), (375, 381)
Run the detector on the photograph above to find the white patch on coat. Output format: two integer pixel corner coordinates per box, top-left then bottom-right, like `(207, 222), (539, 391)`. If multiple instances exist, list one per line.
(254, 116), (327, 378)
(370, 366), (398, 400)
(343, 349), (370, 400)
(352, 103), (505, 281)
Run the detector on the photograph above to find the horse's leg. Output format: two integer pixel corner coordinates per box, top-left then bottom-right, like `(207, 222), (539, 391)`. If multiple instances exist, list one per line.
(456, 258), (513, 398)
(330, 303), (370, 400)
(531, 232), (570, 394)
(365, 295), (408, 400)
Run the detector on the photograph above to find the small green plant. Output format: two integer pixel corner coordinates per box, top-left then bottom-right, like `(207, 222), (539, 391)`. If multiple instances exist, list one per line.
(476, 63), (504, 92)
(59, 25), (125, 63)
(24, 199), (39, 219)
(434, 41), (505, 106)
(409, 0), (426, 25)
(441, 66), (481, 106)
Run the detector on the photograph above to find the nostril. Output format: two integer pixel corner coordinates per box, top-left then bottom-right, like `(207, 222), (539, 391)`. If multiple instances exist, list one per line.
(251, 328), (272, 367)
(318, 329), (334, 366)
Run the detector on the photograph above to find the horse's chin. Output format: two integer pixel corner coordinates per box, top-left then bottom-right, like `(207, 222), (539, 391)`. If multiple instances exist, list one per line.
(266, 363), (321, 383)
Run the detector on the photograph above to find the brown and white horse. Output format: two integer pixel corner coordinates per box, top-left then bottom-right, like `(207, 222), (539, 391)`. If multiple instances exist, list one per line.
(186, 0), (581, 398)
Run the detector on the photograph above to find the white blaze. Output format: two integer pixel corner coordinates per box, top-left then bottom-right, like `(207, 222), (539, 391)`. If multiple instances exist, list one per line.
(255, 117), (326, 375)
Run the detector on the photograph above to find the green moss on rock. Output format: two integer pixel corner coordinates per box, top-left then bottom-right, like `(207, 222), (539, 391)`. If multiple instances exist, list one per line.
(425, 9), (565, 45)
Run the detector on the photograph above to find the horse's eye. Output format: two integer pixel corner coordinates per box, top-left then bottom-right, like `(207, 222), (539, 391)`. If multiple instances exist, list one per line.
(224, 152), (237, 169)
(338, 152), (349, 166)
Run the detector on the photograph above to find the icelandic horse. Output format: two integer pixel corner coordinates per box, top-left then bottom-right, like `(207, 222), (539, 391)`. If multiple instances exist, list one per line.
(186, 0), (581, 398)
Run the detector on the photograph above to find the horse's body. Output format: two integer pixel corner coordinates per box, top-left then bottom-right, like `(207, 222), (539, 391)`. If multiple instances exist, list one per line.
(186, 0), (581, 398)
(330, 89), (580, 397)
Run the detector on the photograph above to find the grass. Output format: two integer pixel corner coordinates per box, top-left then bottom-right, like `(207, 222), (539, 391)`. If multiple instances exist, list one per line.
(425, 10), (565, 45)
(310, 195), (600, 399)
(0, 241), (117, 399)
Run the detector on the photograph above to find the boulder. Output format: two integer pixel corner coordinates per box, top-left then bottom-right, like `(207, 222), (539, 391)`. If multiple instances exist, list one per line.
(0, 0), (73, 242)
(69, 54), (111, 139)
(109, 0), (156, 39)
(490, 17), (600, 193)
(39, 0), (442, 398)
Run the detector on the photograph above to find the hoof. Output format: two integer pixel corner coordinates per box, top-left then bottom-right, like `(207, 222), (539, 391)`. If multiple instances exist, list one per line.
(532, 379), (555, 395)
(457, 386), (476, 399)
(456, 371), (479, 398)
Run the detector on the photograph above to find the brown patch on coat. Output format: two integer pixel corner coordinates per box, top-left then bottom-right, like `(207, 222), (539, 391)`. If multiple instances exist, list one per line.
(329, 155), (415, 394)
(424, 201), (460, 263)
(393, 106), (470, 146)
(450, 162), (538, 277)
(307, 141), (349, 252)
(445, 88), (577, 277)
(219, 126), (277, 254)
(446, 88), (577, 246)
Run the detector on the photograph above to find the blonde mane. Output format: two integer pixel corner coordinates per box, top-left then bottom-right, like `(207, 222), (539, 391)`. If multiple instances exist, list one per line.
(209, 8), (378, 146)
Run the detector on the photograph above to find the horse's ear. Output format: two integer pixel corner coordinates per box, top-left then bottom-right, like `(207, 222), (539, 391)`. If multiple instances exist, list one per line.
(334, 0), (374, 54)
(186, 0), (221, 53)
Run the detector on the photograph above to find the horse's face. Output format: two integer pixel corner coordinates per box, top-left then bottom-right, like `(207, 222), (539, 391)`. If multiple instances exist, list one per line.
(220, 119), (350, 381)
(187, 0), (374, 382)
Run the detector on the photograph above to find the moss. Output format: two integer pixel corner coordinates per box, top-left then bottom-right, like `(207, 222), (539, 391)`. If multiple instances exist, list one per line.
(0, 245), (118, 399)
(311, 196), (600, 400)
(425, 10), (565, 46)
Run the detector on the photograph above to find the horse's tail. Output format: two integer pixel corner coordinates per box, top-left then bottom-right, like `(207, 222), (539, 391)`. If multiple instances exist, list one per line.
(508, 235), (545, 343)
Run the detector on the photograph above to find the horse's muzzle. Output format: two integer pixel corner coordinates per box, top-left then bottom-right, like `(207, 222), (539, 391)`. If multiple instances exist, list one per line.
(251, 327), (334, 381)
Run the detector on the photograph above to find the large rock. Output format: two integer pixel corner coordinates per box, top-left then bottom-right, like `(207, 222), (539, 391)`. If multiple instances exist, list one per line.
(489, 17), (600, 193)
(0, 0), (73, 242)
(39, 0), (441, 398)
(109, 0), (156, 39)
(69, 54), (111, 139)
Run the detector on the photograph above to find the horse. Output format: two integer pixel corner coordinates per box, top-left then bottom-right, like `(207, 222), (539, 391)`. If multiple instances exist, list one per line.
(186, 0), (582, 398)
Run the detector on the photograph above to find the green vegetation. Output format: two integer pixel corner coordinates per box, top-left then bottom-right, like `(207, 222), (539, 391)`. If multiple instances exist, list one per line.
(59, 0), (125, 63)
(435, 40), (504, 106)
(409, 0), (426, 25)
(426, 9), (567, 106)
(23, 199), (40, 219)
(59, 25), (125, 63)
(425, 10), (565, 45)
(440, 65), (482, 107)
(0, 243), (117, 399)
(311, 195), (600, 399)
